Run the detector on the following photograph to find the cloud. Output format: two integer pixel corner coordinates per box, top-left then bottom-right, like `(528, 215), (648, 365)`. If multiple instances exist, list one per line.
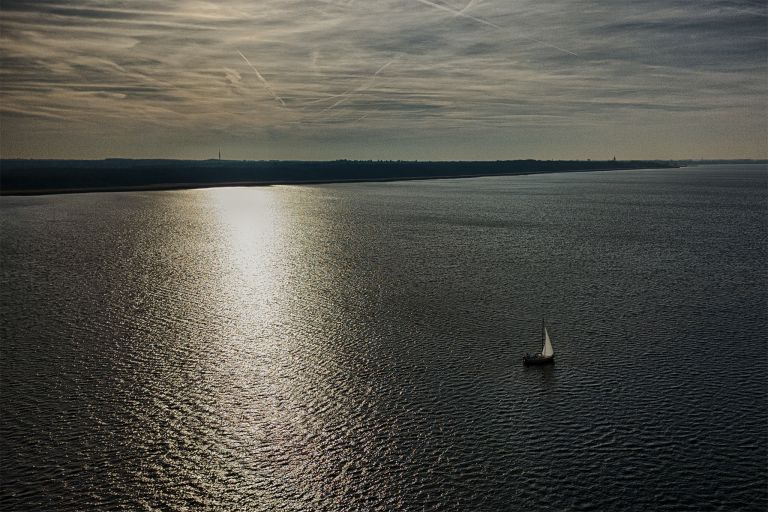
(0, 0), (766, 159)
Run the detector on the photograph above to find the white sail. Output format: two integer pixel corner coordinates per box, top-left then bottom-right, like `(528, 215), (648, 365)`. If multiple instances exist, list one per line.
(541, 327), (554, 357)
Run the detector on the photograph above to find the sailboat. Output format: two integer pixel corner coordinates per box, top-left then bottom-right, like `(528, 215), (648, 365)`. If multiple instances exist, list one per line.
(523, 319), (555, 366)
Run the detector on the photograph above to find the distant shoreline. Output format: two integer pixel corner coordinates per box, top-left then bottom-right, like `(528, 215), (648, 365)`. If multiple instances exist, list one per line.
(1, 166), (673, 196)
(0, 159), (703, 196)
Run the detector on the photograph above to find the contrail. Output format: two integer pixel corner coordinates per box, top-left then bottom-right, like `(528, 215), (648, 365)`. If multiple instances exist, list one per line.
(414, 0), (500, 28)
(412, 0), (578, 56)
(353, 108), (381, 123)
(303, 58), (398, 108)
(457, 0), (479, 16)
(373, 60), (394, 75)
(518, 34), (579, 57)
(320, 59), (396, 112)
(237, 50), (286, 107)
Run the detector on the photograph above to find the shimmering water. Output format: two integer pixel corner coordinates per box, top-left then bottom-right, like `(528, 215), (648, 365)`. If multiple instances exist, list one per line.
(1, 165), (766, 511)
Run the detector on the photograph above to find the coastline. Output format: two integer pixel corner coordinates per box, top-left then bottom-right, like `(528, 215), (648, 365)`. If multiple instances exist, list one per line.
(0, 159), (681, 197)
(1, 166), (680, 197)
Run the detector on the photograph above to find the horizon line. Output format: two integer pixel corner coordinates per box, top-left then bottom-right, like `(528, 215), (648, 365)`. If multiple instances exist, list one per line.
(2, 157), (766, 163)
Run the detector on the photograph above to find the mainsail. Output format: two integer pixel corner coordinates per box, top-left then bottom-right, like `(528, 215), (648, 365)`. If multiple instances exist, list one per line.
(541, 327), (554, 358)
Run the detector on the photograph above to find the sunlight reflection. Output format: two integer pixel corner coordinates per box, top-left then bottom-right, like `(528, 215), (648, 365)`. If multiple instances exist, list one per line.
(199, 185), (390, 506)
(207, 186), (285, 298)
(197, 186), (312, 503)
(204, 188), (292, 401)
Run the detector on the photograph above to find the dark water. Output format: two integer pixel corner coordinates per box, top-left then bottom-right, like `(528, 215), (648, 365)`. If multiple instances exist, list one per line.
(1, 165), (766, 511)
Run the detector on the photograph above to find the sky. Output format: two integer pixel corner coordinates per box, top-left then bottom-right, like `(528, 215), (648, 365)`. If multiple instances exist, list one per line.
(0, 0), (766, 160)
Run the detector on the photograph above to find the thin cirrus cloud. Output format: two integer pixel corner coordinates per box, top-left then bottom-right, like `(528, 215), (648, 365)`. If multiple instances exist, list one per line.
(0, 0), (765, 159)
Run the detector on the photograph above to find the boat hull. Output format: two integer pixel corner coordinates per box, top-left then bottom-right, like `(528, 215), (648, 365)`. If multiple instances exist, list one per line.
(522, 355), (554, 366)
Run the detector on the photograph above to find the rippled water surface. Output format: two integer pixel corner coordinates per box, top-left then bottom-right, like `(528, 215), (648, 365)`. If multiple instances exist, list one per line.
(2, 165), (767, 510)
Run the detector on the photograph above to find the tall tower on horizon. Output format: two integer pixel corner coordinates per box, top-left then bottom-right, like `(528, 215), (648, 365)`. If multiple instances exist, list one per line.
(218, 149), (221, 161)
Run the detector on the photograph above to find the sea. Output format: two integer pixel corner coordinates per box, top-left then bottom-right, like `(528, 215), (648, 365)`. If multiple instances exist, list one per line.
(1, 164), (766, 511)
